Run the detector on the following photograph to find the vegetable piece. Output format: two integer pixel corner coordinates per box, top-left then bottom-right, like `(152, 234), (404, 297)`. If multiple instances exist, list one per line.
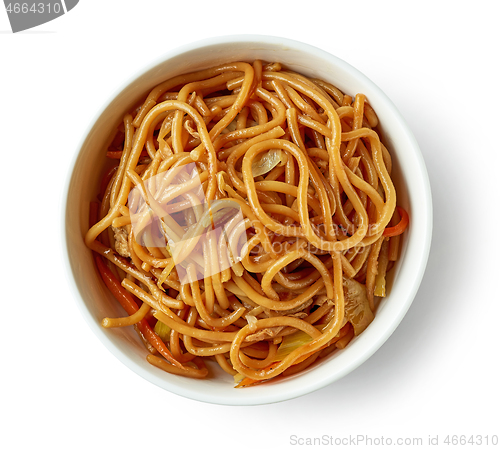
(374, 239), (390, 297)
(343, 278), (374, 335)
(273, 323), (329, 362)
(383, 206), (409, 237)
(154, 320), (172, 343)
(251, 149), (285, 177)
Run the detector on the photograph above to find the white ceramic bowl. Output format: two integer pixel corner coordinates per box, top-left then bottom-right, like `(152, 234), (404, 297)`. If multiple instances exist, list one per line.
(63, 35), (432, 405)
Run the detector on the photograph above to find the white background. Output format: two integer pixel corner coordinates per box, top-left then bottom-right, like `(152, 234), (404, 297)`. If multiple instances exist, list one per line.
(1, 1), (499, 448)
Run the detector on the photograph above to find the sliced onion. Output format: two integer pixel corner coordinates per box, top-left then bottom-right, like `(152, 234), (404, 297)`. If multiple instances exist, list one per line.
(343, 278), (374, 335)
(251, 149), (285, 177)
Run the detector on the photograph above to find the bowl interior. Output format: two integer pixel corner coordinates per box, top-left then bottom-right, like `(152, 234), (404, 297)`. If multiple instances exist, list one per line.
(64, 35), (432, 405)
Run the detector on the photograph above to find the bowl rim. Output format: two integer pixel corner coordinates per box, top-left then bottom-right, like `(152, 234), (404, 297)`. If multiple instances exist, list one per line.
(62, 34), (433, 406)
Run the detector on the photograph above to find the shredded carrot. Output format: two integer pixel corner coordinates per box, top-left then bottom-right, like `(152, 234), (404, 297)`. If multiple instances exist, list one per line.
(383, 206), (409, 237)
(235, 377), (269, 388)
(94, 256), (138, 315)
(89, 202), (184, 369)
(94, 248), (184, 369)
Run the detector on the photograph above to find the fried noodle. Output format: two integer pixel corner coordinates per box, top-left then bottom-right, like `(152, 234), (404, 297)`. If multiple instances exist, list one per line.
(85, 60), (409, 386)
